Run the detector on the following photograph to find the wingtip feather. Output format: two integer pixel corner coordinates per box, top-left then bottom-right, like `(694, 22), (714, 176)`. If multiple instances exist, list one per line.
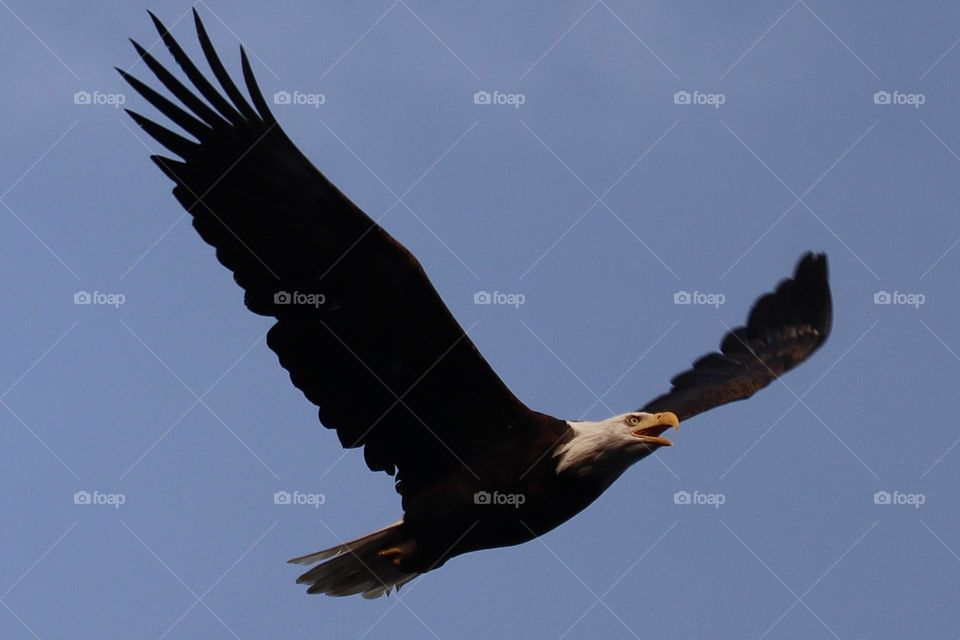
(239, 46), (276, 123)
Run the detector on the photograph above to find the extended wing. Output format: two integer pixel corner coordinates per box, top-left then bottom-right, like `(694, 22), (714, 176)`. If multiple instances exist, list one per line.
(121, 10), (536, 501)
(642, 252), (831, 422)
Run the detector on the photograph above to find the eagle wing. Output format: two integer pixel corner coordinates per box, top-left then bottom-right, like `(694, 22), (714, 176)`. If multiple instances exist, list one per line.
(641, 252), (831, 422)
(121, 10), (536, 499)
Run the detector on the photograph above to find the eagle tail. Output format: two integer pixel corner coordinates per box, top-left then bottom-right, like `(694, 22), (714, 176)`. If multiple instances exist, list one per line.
(288, 520), (419, 598)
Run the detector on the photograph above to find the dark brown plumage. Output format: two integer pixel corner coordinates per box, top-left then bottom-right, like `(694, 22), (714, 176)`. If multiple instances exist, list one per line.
(121, 10), (832, 599)
(643, 253), (831, 422)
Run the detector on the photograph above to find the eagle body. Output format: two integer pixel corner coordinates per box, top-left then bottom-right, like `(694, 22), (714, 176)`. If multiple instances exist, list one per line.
(397, 414), (580, 561)
(335, 413), (664, 582)
(122, 10), (834, 599)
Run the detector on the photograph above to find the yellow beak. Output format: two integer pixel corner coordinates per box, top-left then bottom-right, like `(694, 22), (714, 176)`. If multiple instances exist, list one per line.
(632, 411), (680, 447)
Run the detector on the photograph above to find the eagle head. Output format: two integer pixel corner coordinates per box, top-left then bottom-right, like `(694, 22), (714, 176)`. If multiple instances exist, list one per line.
(555, 411), (680, 477)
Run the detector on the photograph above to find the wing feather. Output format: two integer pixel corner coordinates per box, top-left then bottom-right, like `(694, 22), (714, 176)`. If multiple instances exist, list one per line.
(642, 252), (831, 422)
(123, 10), (537, 500)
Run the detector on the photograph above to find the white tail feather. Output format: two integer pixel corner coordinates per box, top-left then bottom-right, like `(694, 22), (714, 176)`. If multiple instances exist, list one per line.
(289, 520), (419, 598)
(287, 520), (403, 565)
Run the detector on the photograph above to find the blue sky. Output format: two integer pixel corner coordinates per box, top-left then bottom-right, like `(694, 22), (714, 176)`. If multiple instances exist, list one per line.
(2, 1), (959, 638)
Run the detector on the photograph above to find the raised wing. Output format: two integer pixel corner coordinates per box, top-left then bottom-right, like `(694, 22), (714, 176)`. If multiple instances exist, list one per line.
(642, 252), (831, 421)
(121, 10), (535, 500)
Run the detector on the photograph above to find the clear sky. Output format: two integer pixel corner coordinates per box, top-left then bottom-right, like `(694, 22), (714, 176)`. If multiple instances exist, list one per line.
(2, 2), (959, 638)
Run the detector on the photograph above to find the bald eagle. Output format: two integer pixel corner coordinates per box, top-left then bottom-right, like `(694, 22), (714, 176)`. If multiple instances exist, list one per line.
(121, 11), (832, 599)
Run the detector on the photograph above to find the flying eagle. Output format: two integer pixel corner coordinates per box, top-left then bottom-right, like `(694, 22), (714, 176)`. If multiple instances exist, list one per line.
(121, 11), (833, 599)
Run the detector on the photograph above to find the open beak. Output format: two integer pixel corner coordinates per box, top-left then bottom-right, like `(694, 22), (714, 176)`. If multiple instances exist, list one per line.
(632, 412), (680, 447)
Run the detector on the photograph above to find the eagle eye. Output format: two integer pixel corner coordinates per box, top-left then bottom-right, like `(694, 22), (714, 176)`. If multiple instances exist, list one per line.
(626, 415), (641, 427)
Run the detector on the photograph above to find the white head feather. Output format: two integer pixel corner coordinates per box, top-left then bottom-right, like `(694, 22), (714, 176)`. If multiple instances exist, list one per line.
(554, 412), (678, 484)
